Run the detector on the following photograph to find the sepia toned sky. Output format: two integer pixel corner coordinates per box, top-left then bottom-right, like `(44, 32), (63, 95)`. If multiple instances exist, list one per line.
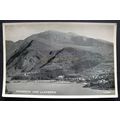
(3, 22), (116, 42)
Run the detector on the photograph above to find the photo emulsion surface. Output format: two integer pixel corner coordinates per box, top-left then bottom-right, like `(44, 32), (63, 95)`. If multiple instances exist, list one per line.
(2, 22), (118, 98)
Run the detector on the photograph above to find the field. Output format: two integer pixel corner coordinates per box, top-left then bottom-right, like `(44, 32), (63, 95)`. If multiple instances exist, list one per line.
(6, 80), (115, 95)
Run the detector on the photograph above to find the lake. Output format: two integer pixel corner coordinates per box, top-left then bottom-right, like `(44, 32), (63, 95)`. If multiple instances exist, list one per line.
(6, 80), (115, 96)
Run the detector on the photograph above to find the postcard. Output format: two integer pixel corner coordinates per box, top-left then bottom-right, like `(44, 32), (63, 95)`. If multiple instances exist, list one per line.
(2, 22), (118, 98)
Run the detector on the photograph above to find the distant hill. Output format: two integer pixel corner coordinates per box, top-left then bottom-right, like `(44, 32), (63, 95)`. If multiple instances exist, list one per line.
(6, 30), (114, 80)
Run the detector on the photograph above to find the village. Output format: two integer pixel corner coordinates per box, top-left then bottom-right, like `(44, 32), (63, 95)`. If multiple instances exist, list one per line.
(55, 72), (114, 90)
(55, 72), (112, 83)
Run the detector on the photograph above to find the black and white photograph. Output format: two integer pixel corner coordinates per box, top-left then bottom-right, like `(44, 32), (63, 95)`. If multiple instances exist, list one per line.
(2, 22), (118, 98)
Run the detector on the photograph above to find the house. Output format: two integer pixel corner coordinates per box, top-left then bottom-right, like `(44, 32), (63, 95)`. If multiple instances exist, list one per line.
(57, 75), (64, 80)
(64, 74), (85, 82)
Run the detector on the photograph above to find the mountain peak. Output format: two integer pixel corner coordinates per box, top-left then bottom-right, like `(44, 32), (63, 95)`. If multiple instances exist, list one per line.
(40, 30), (67, 35)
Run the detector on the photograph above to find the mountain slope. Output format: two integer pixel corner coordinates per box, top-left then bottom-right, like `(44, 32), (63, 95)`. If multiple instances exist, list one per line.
(6, 30), (114, 80)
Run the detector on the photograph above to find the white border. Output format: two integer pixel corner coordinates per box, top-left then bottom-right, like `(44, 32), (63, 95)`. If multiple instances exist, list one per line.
(2, 22), (118, 99)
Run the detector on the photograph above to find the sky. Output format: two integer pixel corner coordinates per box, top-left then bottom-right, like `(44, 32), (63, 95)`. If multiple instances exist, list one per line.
(3, 22), (116, 42)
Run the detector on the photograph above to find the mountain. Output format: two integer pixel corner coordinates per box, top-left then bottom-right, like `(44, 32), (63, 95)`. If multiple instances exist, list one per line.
(6, 30), (114, 80)
(6, 40), (24, 61)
